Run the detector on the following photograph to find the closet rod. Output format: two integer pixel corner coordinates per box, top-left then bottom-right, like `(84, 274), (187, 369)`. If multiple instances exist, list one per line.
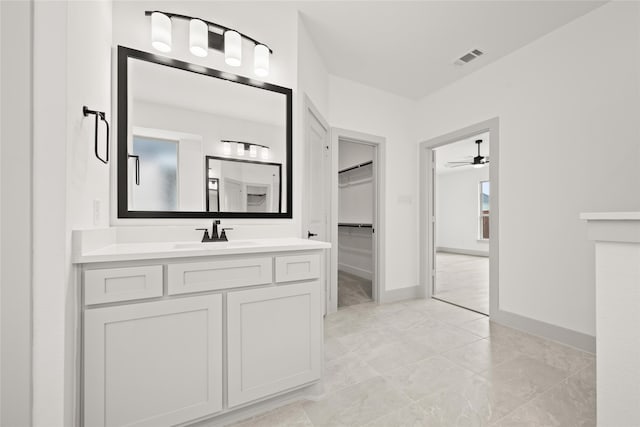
(338, 223), (373, 228)
(338, 160), (373, 174)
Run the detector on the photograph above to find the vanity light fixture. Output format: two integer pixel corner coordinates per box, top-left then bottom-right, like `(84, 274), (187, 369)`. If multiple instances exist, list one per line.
(151, 12), (172, 52)
(146, 10), (272, 77)
(189, 19), (208, 57)
(222, 141), (232, 155)
(222, 140), (270, 160)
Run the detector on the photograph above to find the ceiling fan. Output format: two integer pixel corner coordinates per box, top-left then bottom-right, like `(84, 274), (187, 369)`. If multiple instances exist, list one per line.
(445, 139), (489, 168)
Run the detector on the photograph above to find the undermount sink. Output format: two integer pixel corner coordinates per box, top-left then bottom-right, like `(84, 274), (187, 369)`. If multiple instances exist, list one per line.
(173, 241), (258, 250)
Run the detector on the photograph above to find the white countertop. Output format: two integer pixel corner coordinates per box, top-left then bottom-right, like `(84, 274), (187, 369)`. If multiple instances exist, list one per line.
(73, 238), (331, 264)
(580, 212), (640, 221)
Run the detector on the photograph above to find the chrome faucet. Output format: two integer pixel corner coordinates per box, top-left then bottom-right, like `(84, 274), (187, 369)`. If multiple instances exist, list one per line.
(196, 220), (233, 242)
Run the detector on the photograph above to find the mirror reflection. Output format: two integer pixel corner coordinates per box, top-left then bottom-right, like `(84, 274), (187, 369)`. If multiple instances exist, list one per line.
(206, 156), (281, 213)
(118, 47), (291, 217)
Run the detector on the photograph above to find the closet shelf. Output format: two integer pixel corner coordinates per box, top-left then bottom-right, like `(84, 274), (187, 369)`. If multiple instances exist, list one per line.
(338, 161), (372, 174)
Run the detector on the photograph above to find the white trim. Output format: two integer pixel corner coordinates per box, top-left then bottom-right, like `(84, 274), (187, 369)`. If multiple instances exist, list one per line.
(492, 310), (596, 354)
(436, 247), (489, 257)
(330, 128), (385, 314)
(418, 118), (500, 318)
(380, 285), (421, 304)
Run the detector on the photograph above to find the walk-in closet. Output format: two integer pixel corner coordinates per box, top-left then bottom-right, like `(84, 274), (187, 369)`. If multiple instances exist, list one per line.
(338, 140), (375, 308)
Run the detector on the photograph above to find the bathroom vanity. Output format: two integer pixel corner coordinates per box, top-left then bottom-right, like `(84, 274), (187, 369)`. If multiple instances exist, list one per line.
(73, 236), (329, 427)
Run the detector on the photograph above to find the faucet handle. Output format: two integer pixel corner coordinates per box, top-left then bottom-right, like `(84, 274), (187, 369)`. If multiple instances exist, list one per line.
(219, 228), (233, 241)
(195, 228), (210, 242)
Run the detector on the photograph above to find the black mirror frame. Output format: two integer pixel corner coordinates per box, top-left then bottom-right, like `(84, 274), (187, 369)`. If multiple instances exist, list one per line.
(116, 45), (293, 219)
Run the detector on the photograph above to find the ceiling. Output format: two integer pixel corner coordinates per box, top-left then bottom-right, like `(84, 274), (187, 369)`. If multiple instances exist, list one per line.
(435, 131), (490, 173)
(297, 1), (605, 99)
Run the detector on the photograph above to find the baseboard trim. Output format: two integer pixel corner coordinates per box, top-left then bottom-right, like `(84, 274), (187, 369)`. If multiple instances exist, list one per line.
(338, 264), (373, 280)
(380, 285), (421, 304)
(492, 309), (596, 354)
(436, 247), (489, 257)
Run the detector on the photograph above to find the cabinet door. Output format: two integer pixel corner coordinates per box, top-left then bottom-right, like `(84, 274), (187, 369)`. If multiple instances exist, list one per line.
(227, 282), (322, 407)
(84, 295), (223, 427)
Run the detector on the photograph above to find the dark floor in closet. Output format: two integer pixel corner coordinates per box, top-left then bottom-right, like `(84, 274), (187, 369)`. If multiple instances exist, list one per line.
(338, 270), (372, 308)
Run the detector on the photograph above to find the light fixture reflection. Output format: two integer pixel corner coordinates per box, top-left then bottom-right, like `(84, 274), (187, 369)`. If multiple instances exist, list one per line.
(249, 145), (258, 158)
(260, 147), (269, 160)
(222, 141), (231, 155)
(236, 142), (244, 156)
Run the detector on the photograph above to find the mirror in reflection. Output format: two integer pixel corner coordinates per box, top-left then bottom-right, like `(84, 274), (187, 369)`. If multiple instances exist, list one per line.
(206, 156), (281, 213)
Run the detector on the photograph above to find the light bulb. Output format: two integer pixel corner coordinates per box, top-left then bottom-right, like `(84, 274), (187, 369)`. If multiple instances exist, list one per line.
(189, 19), (208, 57)
(151, 12), (172, 53)
(260, 146), (269, 160)
(249, 145), (258, 158)
(222, 141), (231, 155)
(254, 44), (269, 77)
(224, 30), (242, 66)
(236, 142), (245, 156)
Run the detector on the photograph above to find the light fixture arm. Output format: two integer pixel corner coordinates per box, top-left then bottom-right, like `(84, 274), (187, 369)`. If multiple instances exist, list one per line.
(221, 140), (269, 151)
(144, 10), (273, 54)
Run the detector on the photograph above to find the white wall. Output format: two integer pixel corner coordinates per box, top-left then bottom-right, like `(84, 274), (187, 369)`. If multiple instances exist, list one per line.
(297, 16), (329, 120)
(31, 1), (113, 426)
(329, 75), (418, 291)
(416, 1), (640, 336)
(436, 167), (490, 254)
(1, 2), (33, 425)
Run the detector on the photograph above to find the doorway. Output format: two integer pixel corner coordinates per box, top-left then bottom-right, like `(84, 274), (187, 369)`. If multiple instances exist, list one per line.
(337, 140), (376, 308)
(432, 133), (490, 314)
(419, 118), (499, 318)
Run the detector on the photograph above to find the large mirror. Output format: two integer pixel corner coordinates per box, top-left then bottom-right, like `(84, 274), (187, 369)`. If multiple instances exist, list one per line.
(117, 46), (292, 218)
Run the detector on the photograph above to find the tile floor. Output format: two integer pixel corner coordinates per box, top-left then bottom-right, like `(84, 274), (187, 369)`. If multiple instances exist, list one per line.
(232, 298), (595, 427)
(434, 252), (490, 314)
(338, 270), (373, 308)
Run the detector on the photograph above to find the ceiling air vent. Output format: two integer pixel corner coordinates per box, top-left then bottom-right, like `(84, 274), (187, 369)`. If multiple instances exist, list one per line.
(454, 49), (484, 66)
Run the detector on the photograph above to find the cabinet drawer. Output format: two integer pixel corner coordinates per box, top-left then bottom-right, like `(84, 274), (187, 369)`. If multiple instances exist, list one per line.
(167, 257), (273, 295)
(275, 254), (321, 283)
(84, 266), (163, 305)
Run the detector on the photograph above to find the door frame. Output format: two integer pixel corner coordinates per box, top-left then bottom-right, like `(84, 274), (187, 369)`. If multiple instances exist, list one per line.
(329, 128), (385, 313)
(418, 118), (499, 317)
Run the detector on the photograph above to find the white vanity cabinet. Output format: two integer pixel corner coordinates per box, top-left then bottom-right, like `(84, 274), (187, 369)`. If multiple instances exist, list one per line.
(83, 295), (223, 427)
(227, 281), (322, 407)
(76, 240), (328, 427)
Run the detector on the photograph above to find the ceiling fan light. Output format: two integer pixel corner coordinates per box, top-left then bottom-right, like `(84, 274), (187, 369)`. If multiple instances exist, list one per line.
(151, 12), (172, 53)
(224, 30), (242, 66)
(189, 19), (208, 57)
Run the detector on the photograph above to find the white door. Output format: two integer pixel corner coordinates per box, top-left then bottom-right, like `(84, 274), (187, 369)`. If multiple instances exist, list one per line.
(83, 295), (223, 427)
(304, 99), (331, 311)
